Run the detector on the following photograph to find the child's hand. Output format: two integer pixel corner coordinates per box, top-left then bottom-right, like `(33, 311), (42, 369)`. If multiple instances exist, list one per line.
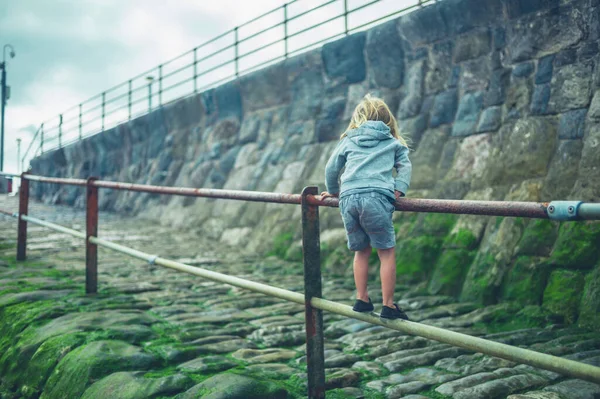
(321, 191), (338, 199)
(394, 190), (405, 200)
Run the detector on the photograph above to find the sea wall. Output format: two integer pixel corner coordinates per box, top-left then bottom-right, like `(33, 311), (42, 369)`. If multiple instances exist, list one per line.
(31, 0), (600, 327)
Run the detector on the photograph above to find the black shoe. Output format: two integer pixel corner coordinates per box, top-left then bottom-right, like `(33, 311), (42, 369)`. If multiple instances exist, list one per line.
(380, 304), (409, 320)
(352, 297), (374, 312)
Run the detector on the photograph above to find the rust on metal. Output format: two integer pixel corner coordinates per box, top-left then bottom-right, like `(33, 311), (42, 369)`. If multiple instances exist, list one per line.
(301, 186), (325, 399)
(17, 173), (30, 261)
(0, 208), (14, 217)
(23, 174), (87, 186)
(85, 177), (99, 294)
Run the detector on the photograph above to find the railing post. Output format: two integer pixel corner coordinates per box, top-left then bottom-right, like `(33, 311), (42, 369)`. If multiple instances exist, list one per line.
(193, 48), (198, 93)
(79, 104), (83, 140)
(16, 173), (29, 261)
(128, 80), (132, 121)
(58, 115), (63, 148)
(86, 177), (99, 294)
(301, 186), (325, 399)
(234, 27), (239, 78)
(283, 4), (288, 58)
(158, 65), (163, 107)
(101, 92), (106, 131)
(344, 0), (349, 35)
(40, 123), (44, 154)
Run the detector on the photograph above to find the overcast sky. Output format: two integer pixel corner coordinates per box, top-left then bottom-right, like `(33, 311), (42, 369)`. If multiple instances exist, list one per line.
(0, 0), (423, 175)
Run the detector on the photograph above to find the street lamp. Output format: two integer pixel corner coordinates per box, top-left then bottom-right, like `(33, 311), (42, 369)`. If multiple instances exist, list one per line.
(16, 138), (21, 174)
(1, 44), (16, 172)
(146, 76), (154, 113)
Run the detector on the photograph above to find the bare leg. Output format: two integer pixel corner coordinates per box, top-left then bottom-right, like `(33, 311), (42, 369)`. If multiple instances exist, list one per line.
(354, 246), (371, 302)
(377, 247), (396, 307)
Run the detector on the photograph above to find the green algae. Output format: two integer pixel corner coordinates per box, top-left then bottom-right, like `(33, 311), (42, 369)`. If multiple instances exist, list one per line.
(502, 256), (550, 305)
(443, 229), (478, 250)
(550, 222), (600, 269)
(428, 249), (475, 296)
(395, 236), (444, 283)
(515, 219), (559, 256)
(543, 269), (585, 324)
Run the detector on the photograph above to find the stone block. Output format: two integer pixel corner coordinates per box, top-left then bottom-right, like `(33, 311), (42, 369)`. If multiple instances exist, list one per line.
(483, 118), (557, 185)
(398, 60), (426, 118)
(548, 63), (593, 113)
(398, 114), (427, 148)
(514, 219), (559, 257)
(485, 68), (511, 107)
(493, 26), (506, 50)
(506, 5), (584, 63)
(535, 54), (554, 84)
(476, 106), (502, 133)
(430, 90), (458, 128)
(588, 89), (600, 120)
(444, 133), (493, 182)
(454, 29), (491, 63)
(578, 40), (599, 61)
(460, 59), (490, 93)
(530, 83), (551, 115)
(322, 32), (367, 84)
(452, 92), (484, 137)
(579, 265), (600, 330)
(502, 256), (551, 305)
(558, 108), (587, 139)
(550, 222), (600, 270)
(240, 63), (290, 114)
(367, 20), (404, 89)
(316, 97), (347, 142)
(504, 79), (532, 120)
(428, 249), (475, 296)
(542, 139), (583, 199)
(214, 82), (243, 122)
(543, 269), (585, 324)
(448, 66), (461, 88)
(397, 4), (449, 45)
(503, 0), (559, 19)
(553, 48), (577, 68)
(513, 62), (534, 78)
(410, 127), (451, 188)
(426, 41), (453, 94)
(438, 0), (503, 36)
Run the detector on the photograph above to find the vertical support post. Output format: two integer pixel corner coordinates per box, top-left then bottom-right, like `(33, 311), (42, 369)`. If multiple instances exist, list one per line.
(86, 177), (99, 294)
(234, 27), (239, 78)
(128, 80), (132, 121)
(101, 92), (106, 131)
(344, 0), (349, 35)
(58, 114), (63, 148)
(301, 186), (325, 399)
(79, 104), (83, 140)
(193, 48), (198, 93)
(40, 123), (44, 154)
(16, 173), (29, 261)
(283, 4), (288, 58)
(158, 65), (163, 107)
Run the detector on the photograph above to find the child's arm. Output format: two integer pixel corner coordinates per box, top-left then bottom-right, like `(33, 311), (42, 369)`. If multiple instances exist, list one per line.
(324, 140), (347, 196)
(394, 145), (412, 197)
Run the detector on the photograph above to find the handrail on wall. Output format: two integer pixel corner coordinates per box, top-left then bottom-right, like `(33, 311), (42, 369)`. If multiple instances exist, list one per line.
(20, 0), (440, 171)
(1, 171), (600, 397)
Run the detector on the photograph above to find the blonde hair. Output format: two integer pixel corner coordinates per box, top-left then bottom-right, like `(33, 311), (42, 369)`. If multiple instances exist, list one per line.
(342, 94), (409, 147)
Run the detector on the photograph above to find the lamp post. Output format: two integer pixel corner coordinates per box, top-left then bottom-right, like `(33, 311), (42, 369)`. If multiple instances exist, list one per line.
(1, 44), (16, 172)
(146, 76), (154, 113)
(16, 138), (21, 174)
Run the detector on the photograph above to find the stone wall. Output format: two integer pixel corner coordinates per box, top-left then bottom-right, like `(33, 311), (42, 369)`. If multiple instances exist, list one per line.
(31, 0), (600, 327)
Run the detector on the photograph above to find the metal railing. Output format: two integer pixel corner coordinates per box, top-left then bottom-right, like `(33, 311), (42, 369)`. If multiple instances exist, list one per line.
(1, 171), (600, 397)
(21, 0), (439, 169)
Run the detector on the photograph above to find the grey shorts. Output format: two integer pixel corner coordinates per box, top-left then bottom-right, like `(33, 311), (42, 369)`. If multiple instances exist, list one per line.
(339, 192), (396, 251)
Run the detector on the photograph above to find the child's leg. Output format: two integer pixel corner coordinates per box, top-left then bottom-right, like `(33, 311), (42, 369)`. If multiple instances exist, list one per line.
(377, 247), (396, 307)
(354, 246), (371, 302)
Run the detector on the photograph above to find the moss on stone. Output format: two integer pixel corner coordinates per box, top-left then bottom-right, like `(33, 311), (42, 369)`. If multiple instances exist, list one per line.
(578, 264), (600, 330)
(543, 269), (585, 324)
(266, 232), (294, 259)
(515, 219), (559, 257)
(502, 256), (550, 305)
(412, 213), (458, 237)
(460, 253), (498, 305)
(428, 249), (475, 297)
(443, 229), (478, 250)
(395, 236), (444, 283)
(550, 222), (600, 269)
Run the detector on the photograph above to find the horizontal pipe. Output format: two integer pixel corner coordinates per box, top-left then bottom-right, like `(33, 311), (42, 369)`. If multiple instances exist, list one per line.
(0, 172), (20, 178)
(6, 211), (600, 384)
(310, 297), (600, 385)
(579, 203), (600, 220)
(23, 175), (87, 186)
(21, 215), (87, 239)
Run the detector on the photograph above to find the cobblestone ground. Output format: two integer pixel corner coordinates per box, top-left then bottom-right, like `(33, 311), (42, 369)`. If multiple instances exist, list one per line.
(0, 195), (599, 399)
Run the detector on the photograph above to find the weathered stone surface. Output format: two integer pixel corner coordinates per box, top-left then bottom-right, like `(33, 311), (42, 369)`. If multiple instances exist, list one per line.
(548, 63), (594, 113)
(542, 139), (583, 199)
(543, 269), (585, 324)
(571, 124), (600, 201)
(398, 60), (426, 118)
(579, 265), (600, 330)
(452, 92), (484, 136)
(543, 379), (600, 398)
(367, 21), (404, 89)
(454, 29), (490, 63)
(322, 32), (366, 84)
(42, 340), (159, 399)
(80, 372), (193, 399)
(426, 41), (453, 94)
(530, 83), (551, 115)
(507, 392), (563, 399)
(477, 106), (502, 132)
(231, 348), (298, 364)
(179, 373), (289, 399)
(177, 355), (237, 373)
(536, 55), (554, 84)
(559, 108), (587, 139)
(453, 374), (549, 399)
(482, 118), (557, 186)
(502, 256), (550, 305)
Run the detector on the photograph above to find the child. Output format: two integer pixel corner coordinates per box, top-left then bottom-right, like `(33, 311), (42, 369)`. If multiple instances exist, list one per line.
(321, 94), (411, 320)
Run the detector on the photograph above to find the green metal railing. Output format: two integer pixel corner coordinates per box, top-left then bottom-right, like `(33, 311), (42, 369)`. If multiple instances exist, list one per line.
(21, 0), (438, 169)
